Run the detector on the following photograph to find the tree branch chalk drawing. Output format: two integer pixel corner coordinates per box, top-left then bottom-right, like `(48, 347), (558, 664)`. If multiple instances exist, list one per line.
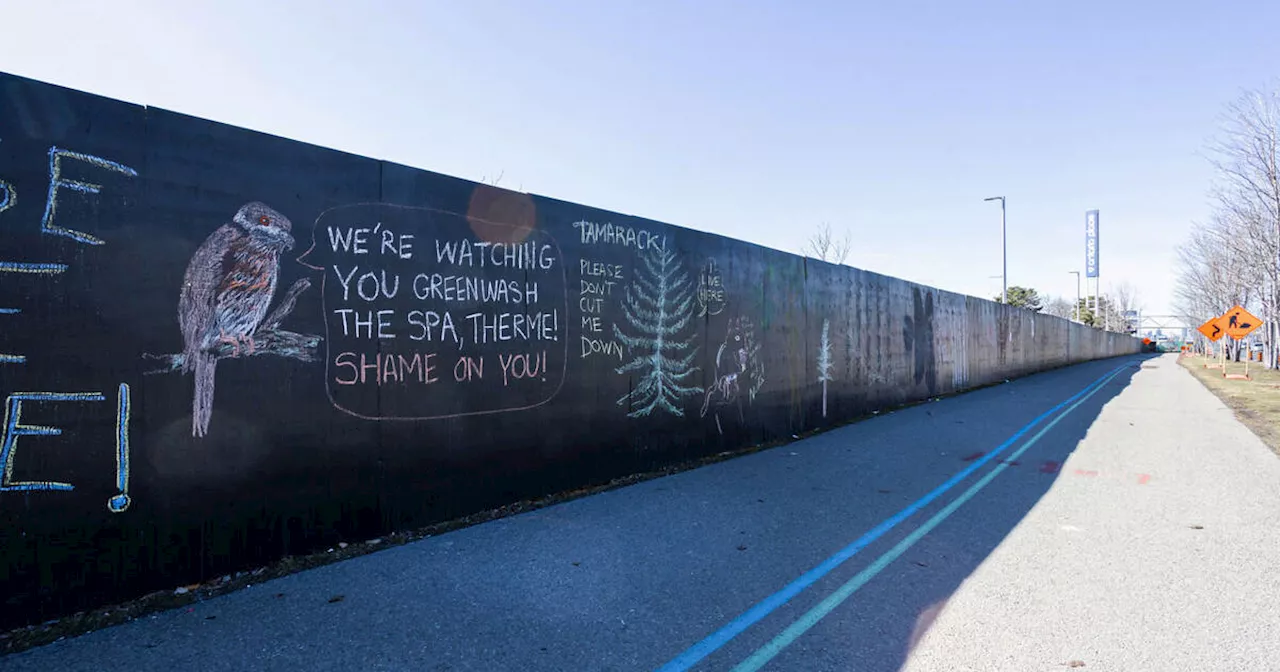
(613, 245), (703, 418)
(143, 280), (319, 371)
(817, 318), (832, 417)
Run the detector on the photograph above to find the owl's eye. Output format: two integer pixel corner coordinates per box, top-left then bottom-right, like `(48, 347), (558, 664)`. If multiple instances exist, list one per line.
(259, 216), (271, 226)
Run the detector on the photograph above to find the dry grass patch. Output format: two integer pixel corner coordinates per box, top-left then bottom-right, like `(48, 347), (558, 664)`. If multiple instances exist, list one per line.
(1179, 352), (1280, 456)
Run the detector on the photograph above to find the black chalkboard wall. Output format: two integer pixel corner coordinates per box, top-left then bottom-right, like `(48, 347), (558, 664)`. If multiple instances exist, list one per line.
(0, 71), (1139, 628)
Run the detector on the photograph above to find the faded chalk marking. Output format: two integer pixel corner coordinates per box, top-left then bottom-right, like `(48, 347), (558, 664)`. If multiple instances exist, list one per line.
(0, 178), (14, 215)
(0, 261), (68, 274)
(0, 308), (20, 314)
(0, 354), (27, 364)
(1064, 470), (1150, 483)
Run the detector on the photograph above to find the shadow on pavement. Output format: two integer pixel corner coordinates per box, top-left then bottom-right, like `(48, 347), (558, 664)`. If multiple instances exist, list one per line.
(774, 356), (1150, 671)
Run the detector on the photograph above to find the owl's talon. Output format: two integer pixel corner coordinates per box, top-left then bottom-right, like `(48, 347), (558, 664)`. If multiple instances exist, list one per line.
(217, 333), (241, 358)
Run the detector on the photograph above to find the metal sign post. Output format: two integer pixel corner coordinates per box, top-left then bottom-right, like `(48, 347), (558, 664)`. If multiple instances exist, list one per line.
(1198, 315), (1226, 369)
(1222, 305), (1263, 380)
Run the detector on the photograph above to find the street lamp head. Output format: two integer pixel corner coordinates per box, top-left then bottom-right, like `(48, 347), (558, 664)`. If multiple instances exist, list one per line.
(981, 197), (1007, 305)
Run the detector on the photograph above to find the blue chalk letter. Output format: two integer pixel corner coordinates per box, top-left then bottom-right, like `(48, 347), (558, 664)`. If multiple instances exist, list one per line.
(109, 383), (131, 513)
(41, 147), (138, 245)
(0, 178), (14, 216)
(0, 392), (106, 492)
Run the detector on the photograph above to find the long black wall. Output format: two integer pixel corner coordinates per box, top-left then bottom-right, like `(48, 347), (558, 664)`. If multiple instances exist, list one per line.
(0, 72), (1139, 628)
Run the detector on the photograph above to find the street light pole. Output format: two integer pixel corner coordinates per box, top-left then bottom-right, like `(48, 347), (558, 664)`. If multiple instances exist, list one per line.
(1068, 271), (1081, 322)
(984, 196), (1007, 305)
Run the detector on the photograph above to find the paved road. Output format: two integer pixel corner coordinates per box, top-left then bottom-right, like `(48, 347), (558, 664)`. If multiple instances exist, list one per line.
(5, 353), (1279, 671)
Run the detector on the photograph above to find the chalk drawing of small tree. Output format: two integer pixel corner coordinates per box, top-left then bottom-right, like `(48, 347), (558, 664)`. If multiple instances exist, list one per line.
(614, 246), (703, 417)
(817, 318), (833, 417)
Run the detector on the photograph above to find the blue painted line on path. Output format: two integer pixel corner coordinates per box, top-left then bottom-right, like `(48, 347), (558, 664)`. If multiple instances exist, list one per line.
(732, 364), (1131, 671)
(655, 360), (1134, 672)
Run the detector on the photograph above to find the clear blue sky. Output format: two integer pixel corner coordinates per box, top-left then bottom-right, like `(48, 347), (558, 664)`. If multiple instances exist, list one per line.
(5, 1), (1280, 317)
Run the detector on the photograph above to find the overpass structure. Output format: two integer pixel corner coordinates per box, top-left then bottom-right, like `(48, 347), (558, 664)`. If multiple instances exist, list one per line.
(1135, 314), (1195, 343)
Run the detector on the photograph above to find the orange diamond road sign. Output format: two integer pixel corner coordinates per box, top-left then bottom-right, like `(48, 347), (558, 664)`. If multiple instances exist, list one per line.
(1223, 305), (1263, 339)
(1197, 316), (1226, 342)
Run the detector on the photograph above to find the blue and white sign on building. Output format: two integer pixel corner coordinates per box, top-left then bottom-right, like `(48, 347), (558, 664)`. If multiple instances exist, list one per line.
(1085, 209), (1099, 278)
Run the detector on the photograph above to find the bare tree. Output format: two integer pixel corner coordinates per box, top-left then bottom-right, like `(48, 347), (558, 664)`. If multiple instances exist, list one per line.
(476, 169), (526, 193)
(1101, 282), (1142, 333)
(1042, 295), (1075, 320)
(1175, 215), (1257, 360)
(1208, 86), (1280, 232)
(1176, 219), (1254, 314)
(1109, 282), (1142, 315)
(803, 222), (852, 265)
(1202, 84), (1280, 364)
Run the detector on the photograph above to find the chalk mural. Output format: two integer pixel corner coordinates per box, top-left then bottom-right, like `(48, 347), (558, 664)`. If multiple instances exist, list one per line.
(580, 255), (625, 361)
(41, 147), (138, 245)
(818, 318), (832, 417)
(0, 135), (137, 516)
(0, 388), (132, 513)
(614, 244), (703, 417)
(697, 258), (726, 317)
(299, 203), (569, 420)
(700, 315), (765, 432)
(575, 219), (665, 365)
(0, 70), (1141, 632)
(168, 202), (317, 437)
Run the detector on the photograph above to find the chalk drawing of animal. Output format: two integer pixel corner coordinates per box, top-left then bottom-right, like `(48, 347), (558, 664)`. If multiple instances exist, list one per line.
(701, 316), (763, 422)
(179, 202), (295, 437)
(701, 345), (743, 418)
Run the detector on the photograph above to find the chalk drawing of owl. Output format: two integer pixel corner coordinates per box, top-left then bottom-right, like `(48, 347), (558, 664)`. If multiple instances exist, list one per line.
(179, 202), (295, 437)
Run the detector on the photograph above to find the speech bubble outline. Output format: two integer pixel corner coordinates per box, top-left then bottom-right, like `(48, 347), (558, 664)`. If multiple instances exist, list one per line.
(298, 201), (568, 421)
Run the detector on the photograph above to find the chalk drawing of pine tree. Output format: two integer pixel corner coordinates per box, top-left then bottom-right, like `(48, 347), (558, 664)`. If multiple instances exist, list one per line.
(613, 246), (703, 418)
(817, 318), (833, 417)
